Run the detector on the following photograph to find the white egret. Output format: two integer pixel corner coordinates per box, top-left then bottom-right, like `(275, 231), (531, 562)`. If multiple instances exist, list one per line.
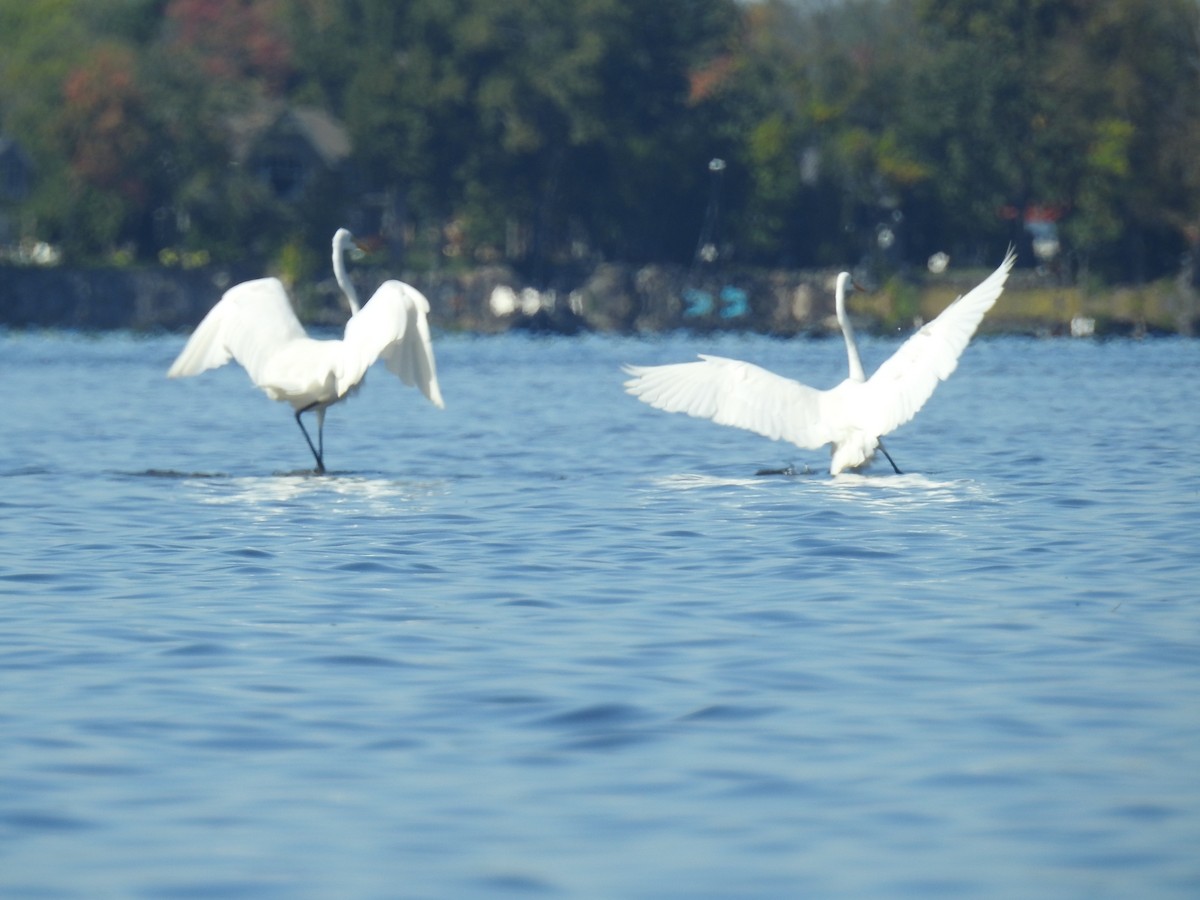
(624, 248), (1016, 475)
(168, 228), (444, 473)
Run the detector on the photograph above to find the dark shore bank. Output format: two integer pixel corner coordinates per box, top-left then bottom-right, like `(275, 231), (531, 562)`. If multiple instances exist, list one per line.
(2, 262), (1197, 337)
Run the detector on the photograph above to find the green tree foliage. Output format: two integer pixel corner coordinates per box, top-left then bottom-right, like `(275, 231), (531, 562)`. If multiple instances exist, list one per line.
(0, 0), (1196, 282)
(1053, 0), (1200, 279)
(710, 0), (935, 266)
(59, 43), (157, 250)
(284, 0), (739, 266)
(906, 0), (1200, 277)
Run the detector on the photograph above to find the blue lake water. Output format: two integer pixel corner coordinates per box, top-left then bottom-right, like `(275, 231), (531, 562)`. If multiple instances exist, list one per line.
(1, 328), (1198, 899)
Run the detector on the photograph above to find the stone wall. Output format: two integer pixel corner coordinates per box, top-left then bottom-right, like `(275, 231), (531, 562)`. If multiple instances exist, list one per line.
(0, 265), (226, 331)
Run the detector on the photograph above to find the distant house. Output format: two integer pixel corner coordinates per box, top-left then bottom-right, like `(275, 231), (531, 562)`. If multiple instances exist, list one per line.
(0, 136), (33, 204)
(0, 136), (34, 247)
(229, 102), (352, 201)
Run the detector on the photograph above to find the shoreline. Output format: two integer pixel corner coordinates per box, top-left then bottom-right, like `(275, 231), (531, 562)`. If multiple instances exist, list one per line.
(2, 262), (1197, 337)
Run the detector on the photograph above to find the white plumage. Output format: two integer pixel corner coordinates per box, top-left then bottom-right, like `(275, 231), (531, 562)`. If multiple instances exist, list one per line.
(168, 228), (443, 472)
(624, 249), (1016, 475)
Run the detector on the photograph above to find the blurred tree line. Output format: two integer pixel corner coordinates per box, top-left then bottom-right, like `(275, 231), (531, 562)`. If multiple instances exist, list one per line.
(0, 0), (1197, 284)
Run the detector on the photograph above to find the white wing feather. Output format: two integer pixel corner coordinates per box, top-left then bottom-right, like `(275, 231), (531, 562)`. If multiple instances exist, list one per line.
(861, 247), (1015, 437)
(167, 278), (305, 388)
(342, 280), (444, 408)
(624, 354), (833, 449)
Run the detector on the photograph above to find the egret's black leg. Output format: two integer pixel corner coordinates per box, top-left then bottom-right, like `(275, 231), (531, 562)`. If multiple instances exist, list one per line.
(877, 439), (902, 475)
(294, 404), (325, 473)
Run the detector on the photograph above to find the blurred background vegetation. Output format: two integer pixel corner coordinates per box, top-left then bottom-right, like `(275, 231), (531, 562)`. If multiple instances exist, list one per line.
(1, 0), (1197, 286)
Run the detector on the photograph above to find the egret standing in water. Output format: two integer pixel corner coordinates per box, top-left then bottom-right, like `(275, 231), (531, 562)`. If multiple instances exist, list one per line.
(168, 228), (444, 473)
(623, 249), (1016, 475)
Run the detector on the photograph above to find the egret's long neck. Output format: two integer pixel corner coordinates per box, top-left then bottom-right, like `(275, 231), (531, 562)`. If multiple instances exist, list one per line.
(836, 275), (866, 382)
(333, 240), (361, 316)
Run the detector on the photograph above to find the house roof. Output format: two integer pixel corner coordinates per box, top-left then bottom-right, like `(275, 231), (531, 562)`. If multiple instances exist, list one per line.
(228, 101), (351, 167)
(288, 107), (351, 166)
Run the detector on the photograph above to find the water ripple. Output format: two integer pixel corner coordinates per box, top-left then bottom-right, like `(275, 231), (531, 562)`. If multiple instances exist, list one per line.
(1, 332), (1198, 899)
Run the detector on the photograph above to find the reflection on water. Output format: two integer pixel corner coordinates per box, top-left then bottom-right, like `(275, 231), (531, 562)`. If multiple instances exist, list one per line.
(651, 472), (782, 490)
(652, 469), (991, 509)
(187, 471), (448, 512)
(825, 471), (993, 508)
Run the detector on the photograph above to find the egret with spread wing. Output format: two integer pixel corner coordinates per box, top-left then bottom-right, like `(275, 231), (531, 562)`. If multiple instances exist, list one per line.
(624, 249), (1016, 475)
(168, 228), (444, 473)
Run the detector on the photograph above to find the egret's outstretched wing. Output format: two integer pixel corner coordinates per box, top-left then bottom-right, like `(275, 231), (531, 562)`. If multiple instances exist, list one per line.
(343, 280), (444, 408)
(624, 354), (833, 449)
(167, 278), (305, 387)
(861, 248), (1016, 436)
